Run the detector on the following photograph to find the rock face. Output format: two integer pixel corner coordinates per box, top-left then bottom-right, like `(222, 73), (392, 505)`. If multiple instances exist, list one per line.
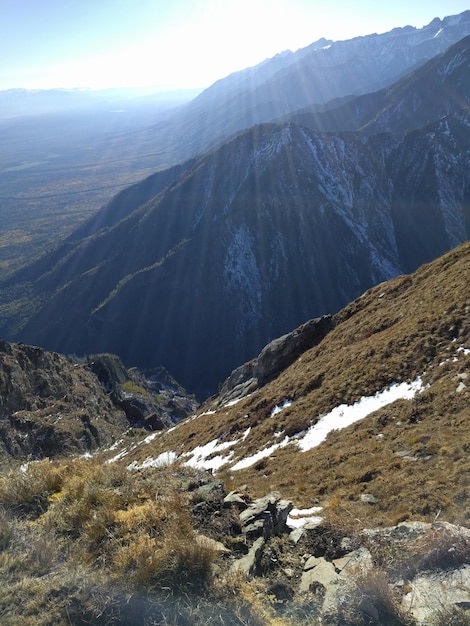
(0, 341), (197, 464)
(0, 340), (128, 463)
(238, 491), (293, 541)
(88, 354), (198, 429)
(215, 315), (334, 406)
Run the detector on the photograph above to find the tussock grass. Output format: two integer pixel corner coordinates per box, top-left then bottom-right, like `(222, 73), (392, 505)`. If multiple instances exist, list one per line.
(335, 567), (414, 626)
(362, 523), (470, 579)
(0, 456), (302, 625)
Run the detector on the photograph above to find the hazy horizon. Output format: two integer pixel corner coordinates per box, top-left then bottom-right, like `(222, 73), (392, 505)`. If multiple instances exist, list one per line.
(2, 0), (470, 93)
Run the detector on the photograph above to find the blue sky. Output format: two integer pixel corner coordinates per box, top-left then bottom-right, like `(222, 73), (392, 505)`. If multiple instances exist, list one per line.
(1, 0), (469, 91)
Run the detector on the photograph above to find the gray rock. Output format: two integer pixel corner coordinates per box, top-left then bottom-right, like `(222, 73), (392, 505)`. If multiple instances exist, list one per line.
(275, 499), (294, 534)
(223, 490), (250, 508)
(289, 527), (305, 544)
(304, 556), (322, 571)
(299, 558), (338, 593)
(244, 516), (271, 540)
(402, 565), (470, 623)
(214, 316), (334, 406)
(253, 316), (334, 384)
(231, 537), (265, 578)
(360, 493), (379, 504)
(239, 491), (293, 539)
(239, 492), (280, 524)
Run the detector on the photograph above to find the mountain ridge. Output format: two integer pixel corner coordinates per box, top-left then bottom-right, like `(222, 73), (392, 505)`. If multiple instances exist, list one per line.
(283, 34), (470, 133)
(148, 10), (470, 161)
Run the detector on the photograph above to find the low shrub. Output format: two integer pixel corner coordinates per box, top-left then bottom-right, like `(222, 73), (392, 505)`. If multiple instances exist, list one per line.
(0, 460), (64, 517)
(0, 509), (12, 550)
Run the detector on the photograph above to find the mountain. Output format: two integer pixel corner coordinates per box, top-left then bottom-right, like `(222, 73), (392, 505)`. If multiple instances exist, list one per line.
(119, 240), (470, 528)
(284, 35), (470, 133)
(3, 13), (470, 281)
(1, 109), (469, 395)
(145, 11), (470, 161)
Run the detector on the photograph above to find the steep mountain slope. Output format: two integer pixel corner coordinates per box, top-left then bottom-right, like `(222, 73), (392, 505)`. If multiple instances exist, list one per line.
(3, 14), (470, 283)
(1, 115), (469, 395)
(284, 35), (470, 133)
(145, 11), (470, 161)
(120, 241), (470, 529)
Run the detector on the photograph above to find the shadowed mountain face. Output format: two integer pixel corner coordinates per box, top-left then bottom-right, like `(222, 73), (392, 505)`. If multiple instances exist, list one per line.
(1, 112), (469, 396)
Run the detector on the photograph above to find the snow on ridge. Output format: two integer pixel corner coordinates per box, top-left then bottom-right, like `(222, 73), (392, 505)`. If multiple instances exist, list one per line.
(125, 377), (426, 475)
(229, 377), (425, 469)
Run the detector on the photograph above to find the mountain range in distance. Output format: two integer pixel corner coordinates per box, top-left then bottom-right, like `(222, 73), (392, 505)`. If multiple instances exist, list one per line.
(1, 10), (470, 278)
(0, 12), (469, 397)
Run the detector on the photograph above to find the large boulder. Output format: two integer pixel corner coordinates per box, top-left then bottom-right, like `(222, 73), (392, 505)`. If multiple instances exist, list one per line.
(214, 315), (334, 407)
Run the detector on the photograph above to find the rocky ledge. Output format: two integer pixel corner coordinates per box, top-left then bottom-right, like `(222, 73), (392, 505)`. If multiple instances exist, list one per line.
(188, 476), (470, 625)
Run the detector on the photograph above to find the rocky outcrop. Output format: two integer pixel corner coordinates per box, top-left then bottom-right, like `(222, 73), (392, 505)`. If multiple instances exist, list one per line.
(238, 491), (293, 540)
(222, 489), (470, 625)
(0, 341), (198, 464)
(0, 340), (128, 463)
(213, 315), (334, 407)
(88, 354), (198, 429)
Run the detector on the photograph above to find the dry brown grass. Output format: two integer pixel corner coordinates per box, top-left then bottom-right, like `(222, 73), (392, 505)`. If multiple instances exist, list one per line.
(0, 456), (304, 625)
(334, 567), (414, 626)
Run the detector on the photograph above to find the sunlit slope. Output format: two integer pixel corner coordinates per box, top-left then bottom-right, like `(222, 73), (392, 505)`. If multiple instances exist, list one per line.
(120, 242), (470, 528)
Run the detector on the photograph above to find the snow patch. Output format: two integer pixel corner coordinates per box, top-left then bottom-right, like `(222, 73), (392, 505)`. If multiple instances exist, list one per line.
(231, 437), (290, 471)
(106, 449), (128, 464)
(183, 438), (237, 470)
(287, 506), (324, 529)
(270, 399), (292, 417)
(297, 378), (424, 452)
(224, 397), (244, 408)
(142, 433), (159, 445)
(127, 450), (178, 470)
